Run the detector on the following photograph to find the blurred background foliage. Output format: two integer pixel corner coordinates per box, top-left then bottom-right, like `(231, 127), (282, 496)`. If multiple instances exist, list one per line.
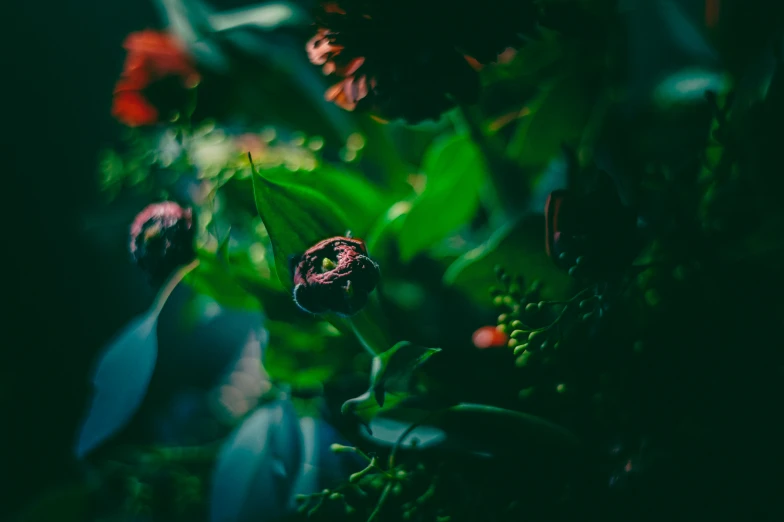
(6, 0), (784, 521)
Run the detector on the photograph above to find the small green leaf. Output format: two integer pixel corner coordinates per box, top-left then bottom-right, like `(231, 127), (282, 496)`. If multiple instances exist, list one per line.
(342, 341), (441, 420)
(216, 226), (232, 267)
(397, 135), (487, 262)
(250, 159), (352, 289)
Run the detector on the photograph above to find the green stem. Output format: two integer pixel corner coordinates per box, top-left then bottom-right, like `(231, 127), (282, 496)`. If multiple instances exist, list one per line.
(341, 292), (390, 357)
(367, 482), (393, 522)
(150, 259), (200, 316)
(447, 403), (581, 449)
(389, 403), (580, 466)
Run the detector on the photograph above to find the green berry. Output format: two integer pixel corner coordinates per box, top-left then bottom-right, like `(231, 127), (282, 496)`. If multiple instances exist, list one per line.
(511, 320), (524, 329)
(538, 301), (547, 310)
(575, 256), (585, 265)
(528, 330), (544, 343)
(493, 296), (504, 307)
(510, 329), (527, 339)
(582, 312), (594, 321)
(503, 295), (515, 307)
(525, 302), (538, 313)
(515, 352), (531, 367)
(513, 343), (529, 356)
(507, 338), (518, 349)
(568, 266), (578, 277)
(497, 313), (508, 324)
(556, 383), (566, 393)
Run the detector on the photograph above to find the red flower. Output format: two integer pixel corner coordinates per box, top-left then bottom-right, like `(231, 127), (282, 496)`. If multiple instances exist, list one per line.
(292, 236), (381, 316)
(472, 326), (508, 349)
(111, 30), (200, 127)
(305, 1), (539, 123)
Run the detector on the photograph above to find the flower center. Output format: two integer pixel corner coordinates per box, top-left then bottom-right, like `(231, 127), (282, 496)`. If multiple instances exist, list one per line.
(321, 257), (337, 271)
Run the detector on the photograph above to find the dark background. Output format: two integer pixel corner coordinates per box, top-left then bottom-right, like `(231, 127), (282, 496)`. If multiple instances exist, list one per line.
(6, 1), (159, 517)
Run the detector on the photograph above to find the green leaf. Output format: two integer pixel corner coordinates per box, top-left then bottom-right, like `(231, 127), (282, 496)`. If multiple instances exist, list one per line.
(342, 341), (441, 420)
(444, 216), (571, 303)
(263, 320), (358, 389)
(251, 160), (352, 289)
(263, 164), (390, 237)
(397, 135), (487, 262)
(507, 75), (594, 171)
(363, 403), (581, 456)
(365, 201), (412, 263)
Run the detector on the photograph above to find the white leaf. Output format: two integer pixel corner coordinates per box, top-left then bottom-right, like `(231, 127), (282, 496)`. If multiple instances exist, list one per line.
(210, 400), (303, 522)
(210, 3), (305, 32)
(74, 311), (160, 459)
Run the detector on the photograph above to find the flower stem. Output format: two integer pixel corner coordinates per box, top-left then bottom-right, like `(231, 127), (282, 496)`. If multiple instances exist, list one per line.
(150, 259), (201, 316)
(340, 292), (390, 357)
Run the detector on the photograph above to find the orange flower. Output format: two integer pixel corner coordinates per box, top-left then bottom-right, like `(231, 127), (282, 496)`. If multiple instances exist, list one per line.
(111, 30), (200, 127)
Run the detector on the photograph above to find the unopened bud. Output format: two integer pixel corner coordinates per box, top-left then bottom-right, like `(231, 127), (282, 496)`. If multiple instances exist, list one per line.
(510, 329), (527, 339)
(330, 443), (356, 453)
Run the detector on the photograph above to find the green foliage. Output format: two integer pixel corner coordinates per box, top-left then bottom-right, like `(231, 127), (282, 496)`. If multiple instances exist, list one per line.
(342, 341), (441, 425)
(506, 74), (596, 171)
(251, 161), (352, 289)
(397, 135), (488, 262)
(262, 319), (354, 390)
(85, 3), (784, 521)
(444, 216), (571, 302)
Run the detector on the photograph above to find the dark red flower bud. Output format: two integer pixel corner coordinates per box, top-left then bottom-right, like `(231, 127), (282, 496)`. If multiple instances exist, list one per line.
(545, 178), (639, 278)
(130, 202), (195, 284)
(472, 326), (508, 349)
(292, 236), (380, 316)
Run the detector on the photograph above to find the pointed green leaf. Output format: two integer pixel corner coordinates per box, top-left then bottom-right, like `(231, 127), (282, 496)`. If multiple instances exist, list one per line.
(263, 164), (391, 236)
(342, 341), (440, 421)
(250, 160), (352, 289)
(398, 135), (487, 262)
